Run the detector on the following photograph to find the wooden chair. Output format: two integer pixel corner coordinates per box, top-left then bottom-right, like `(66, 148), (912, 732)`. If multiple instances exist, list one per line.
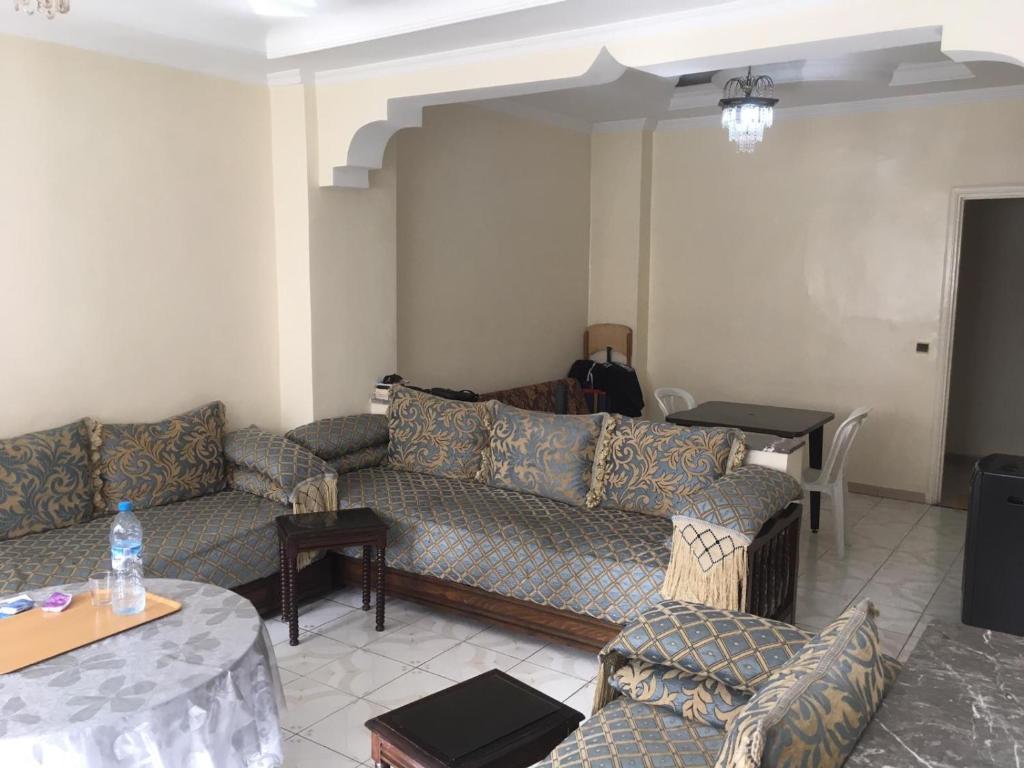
(583, 324), (632, 366)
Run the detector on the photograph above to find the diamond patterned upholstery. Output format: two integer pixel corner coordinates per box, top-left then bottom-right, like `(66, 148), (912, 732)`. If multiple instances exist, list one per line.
(605, 600), (812, 693)
(0, 490), (288, 596)
(224, 426), (335, 501)
(336, 466), (672, 624)
(536, 697), (724, 768)
(285, 414), (388, 460)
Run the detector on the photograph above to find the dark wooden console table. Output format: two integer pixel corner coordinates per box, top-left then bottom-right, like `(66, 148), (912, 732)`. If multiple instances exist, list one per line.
(276, 508), (387, 646)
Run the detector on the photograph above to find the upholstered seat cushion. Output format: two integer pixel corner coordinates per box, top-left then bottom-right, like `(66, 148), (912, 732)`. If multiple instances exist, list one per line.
(0, 419), (96, 541)
(285, 414), (388, 459)
(0, 490), (288, 596)
(537, 697), (725, 768)
(337, 466), (671, 624)
(224, 426), (336, 500)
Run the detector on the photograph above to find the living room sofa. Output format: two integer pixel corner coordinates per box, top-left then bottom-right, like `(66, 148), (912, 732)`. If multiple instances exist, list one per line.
(538, 599), (900, 768)
(286, 385), (803, 648)
(0, 402), (337, 608)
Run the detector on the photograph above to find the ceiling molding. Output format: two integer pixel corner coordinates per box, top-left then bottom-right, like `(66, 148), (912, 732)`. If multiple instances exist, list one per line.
(889, 60), (975, 87)
(592, 117), (657, 133)
(670, 83), (720, 111)
(475, 99), (593, 134)
(267, 69), (302, 86)
(656, 83), (1024, 132)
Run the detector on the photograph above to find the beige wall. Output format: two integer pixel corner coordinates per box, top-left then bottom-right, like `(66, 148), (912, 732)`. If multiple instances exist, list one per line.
(395, 104), (591, 393)
(0, 35), (281, 436)
(946, 198), (1024, 457)
(641, 99), (1024, 497)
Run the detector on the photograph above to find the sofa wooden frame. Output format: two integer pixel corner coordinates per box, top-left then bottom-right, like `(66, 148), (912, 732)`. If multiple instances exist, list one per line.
(235, 502), (801, 651)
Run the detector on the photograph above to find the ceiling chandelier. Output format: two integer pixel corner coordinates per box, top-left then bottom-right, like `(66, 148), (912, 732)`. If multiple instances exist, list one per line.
(718, 67), (778, 153)
(13, 0), (69, 18)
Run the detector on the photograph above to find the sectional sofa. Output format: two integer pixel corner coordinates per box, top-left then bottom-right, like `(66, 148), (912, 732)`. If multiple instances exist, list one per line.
(0, 402), (338, 611)
(286, 386), (803, 649)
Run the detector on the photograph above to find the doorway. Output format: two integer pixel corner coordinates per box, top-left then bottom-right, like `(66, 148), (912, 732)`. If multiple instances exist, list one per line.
(938, 195), (1024, 509)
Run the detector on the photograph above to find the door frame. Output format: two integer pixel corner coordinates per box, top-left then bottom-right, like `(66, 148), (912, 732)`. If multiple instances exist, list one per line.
(929, 185), (1024, 504)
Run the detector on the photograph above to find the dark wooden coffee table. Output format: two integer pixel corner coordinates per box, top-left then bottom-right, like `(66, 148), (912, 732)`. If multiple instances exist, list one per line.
(276, 508), (387, 646)
(365, 669), (584, 768)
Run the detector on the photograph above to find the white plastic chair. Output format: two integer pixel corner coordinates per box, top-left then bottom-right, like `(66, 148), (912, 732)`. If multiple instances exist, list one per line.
(654, 387), (697, 419)
(802, 407), (870, 558)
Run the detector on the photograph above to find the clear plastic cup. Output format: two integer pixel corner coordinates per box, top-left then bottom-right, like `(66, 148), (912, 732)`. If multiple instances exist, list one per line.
(89, 571), (111, 607)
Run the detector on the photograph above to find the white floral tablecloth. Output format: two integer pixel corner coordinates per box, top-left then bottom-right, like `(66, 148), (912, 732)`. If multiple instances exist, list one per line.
(0, 578), (284, 767)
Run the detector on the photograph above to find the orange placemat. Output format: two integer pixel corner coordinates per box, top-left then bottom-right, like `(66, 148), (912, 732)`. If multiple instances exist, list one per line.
(0, 592), (181, 674)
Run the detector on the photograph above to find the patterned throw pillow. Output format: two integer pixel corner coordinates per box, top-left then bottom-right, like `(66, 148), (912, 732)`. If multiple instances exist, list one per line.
(480, 403), (605, 507)
(286, 414), (388, 460)
(224, 426), (335, 497)
(588, 416), (740, 516)
(0, 420), (96, 541)
(387, 386), (493, 480)
(604, 600), (812, 694)
(610, 659), (751, 729)
(96, 402), (226, 512)
(329, 444), (387, 475)
(715, 600), (888, 768)
(227, 467), (289, 505)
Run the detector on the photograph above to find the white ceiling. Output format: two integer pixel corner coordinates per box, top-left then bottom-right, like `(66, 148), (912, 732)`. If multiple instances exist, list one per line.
(480, 43), (1024, 129)
(0, 0), (738, 81)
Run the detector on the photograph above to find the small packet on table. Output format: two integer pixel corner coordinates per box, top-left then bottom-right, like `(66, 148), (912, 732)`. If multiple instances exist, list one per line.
(41, 592), (72, 613)
(0, 594), (35, 618)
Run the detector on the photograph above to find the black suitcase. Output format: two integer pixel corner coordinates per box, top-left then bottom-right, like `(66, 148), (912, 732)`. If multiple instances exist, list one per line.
(962, 454), (1024, 635)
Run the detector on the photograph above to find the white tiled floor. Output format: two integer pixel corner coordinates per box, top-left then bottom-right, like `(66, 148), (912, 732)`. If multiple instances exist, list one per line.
(272, 492), (967, 766)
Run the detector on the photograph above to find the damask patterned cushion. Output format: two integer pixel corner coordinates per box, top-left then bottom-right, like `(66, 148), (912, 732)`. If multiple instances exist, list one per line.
(539, 697), (724, 768)
(671, 464), (802, 540)
(224, 426), (335, 500)
(588, 416), (739, 516)
(228, 467), (289, 505)
(285, 414), (388, 460)
(328, 444), (387, 475)
(605, 600), (813, 694)
(480, 403), (604, 506)
(96, 402), (226, 512)
(387, 387), (492, 480)
(610, 658), (751, 729)
(715, 600), (887, 768)
(0, 420), (96, 541)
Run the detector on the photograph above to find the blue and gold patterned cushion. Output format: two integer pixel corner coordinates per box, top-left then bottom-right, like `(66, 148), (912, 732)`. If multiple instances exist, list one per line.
(387, 386), (493, 480)
(228, 467), (289, 505)
(610, 658), (751, 729)
(96, 402), (226, 512)
(224, 426), (335, 500)
(329, 444), (387, 475)
(588, 416), (740, 516)
(0, 420), (96, 541)
(715, 600), (888, 768)
(672, 464), (802, 540)
(480, 403), (604, 506)
(286, 414), (388, 460)
(605, 600), (813, 694)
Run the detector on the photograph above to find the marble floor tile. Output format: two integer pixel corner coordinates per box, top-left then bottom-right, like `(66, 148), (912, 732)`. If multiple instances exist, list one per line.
(421, 641), (520, 682)
(314, 609), (406, 649)
(408, 611), (491, 642)
(870, 603), (925, 636)
(877, 630), (909, 659)
(297, 598), (357, 631)
(276, 666), (302, 686)
(280, 676), (358, 732)
(275, 633), (356, 677)
(795, 587), (850, 630)
(313, 647), (412, 698)
(264, 617), (296, 646)
(326, 586), (371, 609)
(564, 681), (596, 718)
(817, 542), (892, 570)
(283, 733), (362, 768)
(468, 626), (548, 659)
(857, 577), (940, 613)
(300, 698), (387, 763)
(525, 644), (598, 681)
(872, 556), (948, 588)
(507, 660), (591, 702)
(380, 598), (437, 626)
(366, 668), (456, 710)
(363, 624), (461, 666)
(845, 522), (914, 550)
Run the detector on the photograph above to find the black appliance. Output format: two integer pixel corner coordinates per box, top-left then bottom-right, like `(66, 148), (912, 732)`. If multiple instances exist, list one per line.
(962, 454), (1024, 635)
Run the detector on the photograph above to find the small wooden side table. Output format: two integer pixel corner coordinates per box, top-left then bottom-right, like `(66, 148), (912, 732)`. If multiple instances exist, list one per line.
(275, 508), (388, 646)
(366, 669), (583, 768)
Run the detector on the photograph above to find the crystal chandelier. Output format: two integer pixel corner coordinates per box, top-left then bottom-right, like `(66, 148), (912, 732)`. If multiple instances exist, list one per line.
(13, 0), (69, 18)
(718, 67), (778, 153)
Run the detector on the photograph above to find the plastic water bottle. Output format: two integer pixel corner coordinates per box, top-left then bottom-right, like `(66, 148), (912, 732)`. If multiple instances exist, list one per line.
(110, 501), (146, 615)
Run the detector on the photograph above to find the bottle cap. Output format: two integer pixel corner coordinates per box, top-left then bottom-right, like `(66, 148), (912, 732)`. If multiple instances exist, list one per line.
(118, 500), (133, 512)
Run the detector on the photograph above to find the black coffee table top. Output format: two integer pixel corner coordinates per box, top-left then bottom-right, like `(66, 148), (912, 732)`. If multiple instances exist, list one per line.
(667, 400), (834, 438)
(275, 508), (386, 541)
(366, 669), (583, 768)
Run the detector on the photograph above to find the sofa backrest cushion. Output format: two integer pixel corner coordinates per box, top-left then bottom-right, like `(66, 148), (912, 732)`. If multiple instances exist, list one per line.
(286, 414), (388, 460)
(715, 600), (887, 768)
(587, 415), (741, 516)
(0, 419), (97, 541)
(605, 600), (812, 694)
(224, 425), (335, 499)
(387, 386), (493, 481)
(328, 444), (388, 476)
(479, 403), (604, 506)
(96, 401), (226, 512)
(610, 658), (751, 730)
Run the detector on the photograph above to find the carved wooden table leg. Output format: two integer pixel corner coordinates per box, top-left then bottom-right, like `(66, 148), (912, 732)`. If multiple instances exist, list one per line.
(362, 544), (372, 611)
(278, 540), (289, 627)
(287, 548), (300, 646)
(376, 545), (386, 632)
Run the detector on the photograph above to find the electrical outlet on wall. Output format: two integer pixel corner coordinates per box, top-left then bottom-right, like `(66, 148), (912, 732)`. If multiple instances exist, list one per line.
(916, 342), (930, 353)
